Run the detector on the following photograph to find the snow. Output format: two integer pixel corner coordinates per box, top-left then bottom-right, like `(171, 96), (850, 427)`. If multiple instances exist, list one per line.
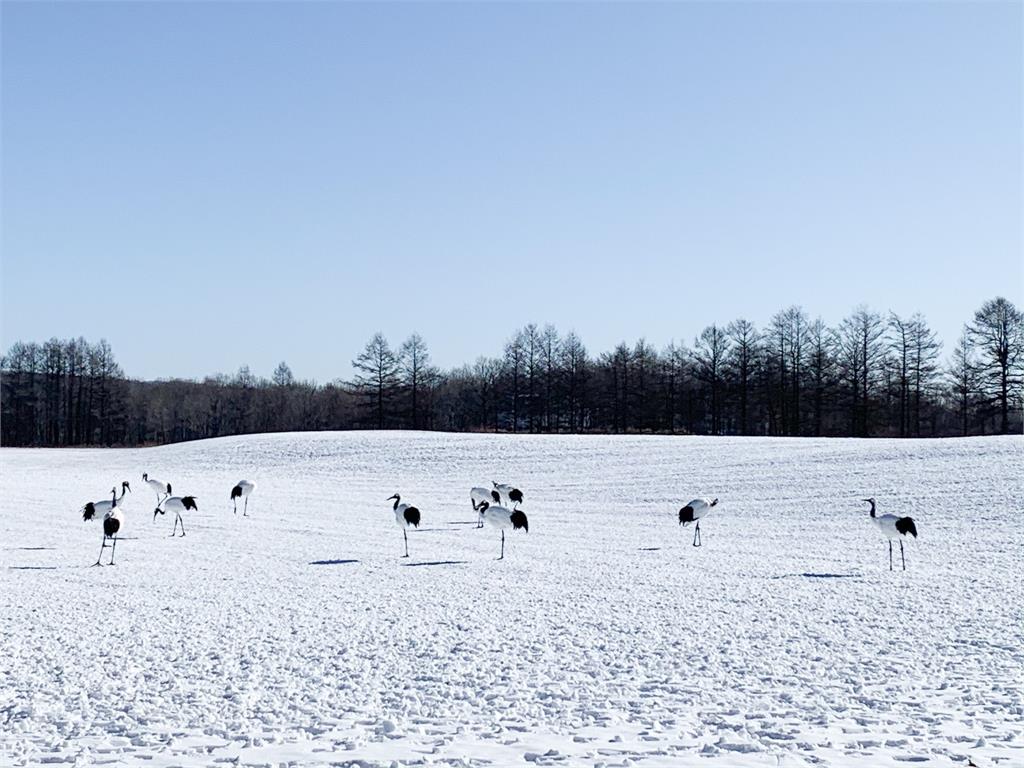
(1, 432), (1021, 768)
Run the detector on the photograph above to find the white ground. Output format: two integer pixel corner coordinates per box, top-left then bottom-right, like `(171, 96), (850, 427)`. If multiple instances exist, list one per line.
(1, 432), (1021, 768)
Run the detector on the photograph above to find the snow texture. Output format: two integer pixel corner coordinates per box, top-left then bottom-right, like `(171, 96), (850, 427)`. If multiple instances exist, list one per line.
(1, 432), (1022, 767)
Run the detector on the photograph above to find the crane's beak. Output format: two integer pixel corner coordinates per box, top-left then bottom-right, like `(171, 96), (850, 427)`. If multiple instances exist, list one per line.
(386, 494), (398, 501)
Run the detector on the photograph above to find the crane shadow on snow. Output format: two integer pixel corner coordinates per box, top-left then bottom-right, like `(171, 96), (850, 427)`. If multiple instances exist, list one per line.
(771, 572), (864, 580)
(401, 560), (469, 568)
(9, 566), (58, 570)
(5, 546), (56, 551)
(309, 559), (360, 566)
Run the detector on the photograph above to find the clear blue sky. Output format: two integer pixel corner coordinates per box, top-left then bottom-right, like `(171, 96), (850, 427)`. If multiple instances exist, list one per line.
(2, 2), (1021, 382)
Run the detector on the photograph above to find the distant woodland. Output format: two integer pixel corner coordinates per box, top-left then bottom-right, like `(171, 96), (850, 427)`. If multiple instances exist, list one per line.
(2, 297), (1021, 447)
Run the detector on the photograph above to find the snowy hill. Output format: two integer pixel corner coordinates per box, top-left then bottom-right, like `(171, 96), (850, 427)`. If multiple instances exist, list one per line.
(1, 432), (1021, 767)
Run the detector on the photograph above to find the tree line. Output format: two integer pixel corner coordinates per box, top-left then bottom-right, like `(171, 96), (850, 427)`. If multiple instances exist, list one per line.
(2, 297), (1021, 447)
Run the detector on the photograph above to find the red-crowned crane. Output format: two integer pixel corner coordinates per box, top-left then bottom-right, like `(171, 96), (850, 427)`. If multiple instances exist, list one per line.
(142, 473), (172, 507)
(471, 486), (499, 528)
(231, 480), (256, 515)
(478, 501), (528, 560)
(492, 481), (524, 508)
(386, 493), (421, 558)
(155, 495), (199, 536)
(80, 481), (131, 522)
(84, 487), (128, 566)
(864, 497), (918, 570)
(678, 497), (719, 547)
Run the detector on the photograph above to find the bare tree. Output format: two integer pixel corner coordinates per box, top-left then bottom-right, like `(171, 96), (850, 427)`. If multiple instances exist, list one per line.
(805, 318), (834, 436)
(503, 333), (525, 432)
(694, 324), (730, 434)
(273, 361), (294, 387)
(767, 307), (809, 435)
(888, 313), (912, 437)
(540, 325), (560, 431)
(632, 339), (658, 432)
(947, 328), (977, 436)
(400, 333), (430, 429)
(600, 343), (633, 433)
(520, 324), (542, 432)
(969, 297), (1024, 434)
(472, 356), (502, 431)
(271, 361), (295, 431)
(908, 313), (941, 436)
(659, 341), (687, 433)
(561, 331), (589, 432)
(352, 332), (401, 429)
(837, 307), (885, 436)
(726, 319), (758, 436)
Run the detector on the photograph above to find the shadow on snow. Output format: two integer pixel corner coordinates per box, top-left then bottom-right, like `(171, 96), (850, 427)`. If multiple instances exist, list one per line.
(401, 560), (469, 567)
(9, 566), (58, 570)
(771, 572), (863, 580)
(309, 559), (360, 566)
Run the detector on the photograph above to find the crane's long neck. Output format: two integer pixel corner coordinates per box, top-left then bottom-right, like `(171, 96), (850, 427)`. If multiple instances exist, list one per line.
(868, 500), (876, 518)
(392, 496), (400, 511)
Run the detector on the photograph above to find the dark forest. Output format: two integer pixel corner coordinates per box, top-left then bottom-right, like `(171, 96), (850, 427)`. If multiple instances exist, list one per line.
(2, 297), (1021, 447)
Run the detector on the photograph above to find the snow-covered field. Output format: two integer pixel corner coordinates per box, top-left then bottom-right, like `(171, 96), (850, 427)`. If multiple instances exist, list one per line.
(1, 432), (1021, 768)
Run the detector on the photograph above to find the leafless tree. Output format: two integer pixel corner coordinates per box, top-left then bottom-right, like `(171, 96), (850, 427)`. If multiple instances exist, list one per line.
(503, 333), (525, 432)
(969, 297), (1024, 434)
(805, 318), (834, 436)
(726, 319), (758, 435)
(947, 328), (978, 436)
(400, 333), (430, 429)
(352, 332), (401, 429)
(837, 307), (885, 436)
(561, 331), (589, 432)
(694, 324), (730, 434)
(908, 313), (941, 436)
(540, 325), (560, 431)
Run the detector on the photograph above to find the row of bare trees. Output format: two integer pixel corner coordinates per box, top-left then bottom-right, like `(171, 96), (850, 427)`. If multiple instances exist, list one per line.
(2, 297), (1021, 446)
(1, 338), (124, 446)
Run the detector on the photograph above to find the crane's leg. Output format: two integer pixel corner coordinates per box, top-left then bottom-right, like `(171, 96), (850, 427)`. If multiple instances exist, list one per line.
(900, 540), (906, 570)
(403, 528), (409, 558)
(499, 530), (505, 560)
(889, 541), (893, 571)
(244, 496), (249, 517)
(93, 535), (107, 566)
(109, 536), (117, 565)
(693, 522), (702, 547)
(177, 513), (186, 536)
(171, 515), (179, 537)
(233, 499), (237, 515)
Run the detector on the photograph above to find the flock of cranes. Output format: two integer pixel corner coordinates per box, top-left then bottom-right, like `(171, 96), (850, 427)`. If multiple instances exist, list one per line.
(79, 475), (918, 569)
(81, 474), (256, 565)
(384, 481), (528, 559)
